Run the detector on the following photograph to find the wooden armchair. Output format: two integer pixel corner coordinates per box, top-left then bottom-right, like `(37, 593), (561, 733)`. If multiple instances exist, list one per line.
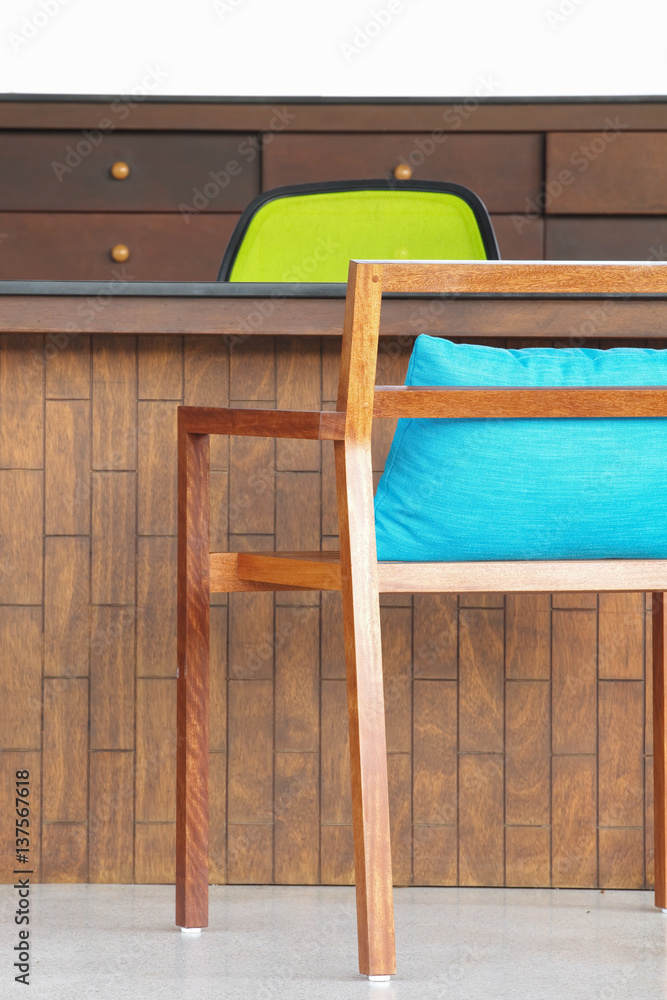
(176, 260), (667, 980)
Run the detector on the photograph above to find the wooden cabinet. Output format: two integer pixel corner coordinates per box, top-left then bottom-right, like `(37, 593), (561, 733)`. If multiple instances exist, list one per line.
(0, 212), (240, 279)
(262, 133), (544, 213)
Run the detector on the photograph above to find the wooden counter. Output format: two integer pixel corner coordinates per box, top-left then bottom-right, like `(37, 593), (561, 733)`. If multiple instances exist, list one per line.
(0, 279), (659, 892)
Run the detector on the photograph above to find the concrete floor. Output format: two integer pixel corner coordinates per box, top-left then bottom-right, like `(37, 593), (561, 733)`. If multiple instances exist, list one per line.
(1, 884), (667, 998)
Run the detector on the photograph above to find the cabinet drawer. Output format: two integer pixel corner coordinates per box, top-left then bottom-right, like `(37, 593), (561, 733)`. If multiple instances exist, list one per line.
(546, 217), (667, 260)
(262, 133), (542, 213)
(0, 213), (239, 280)
(0, 131), (260, 212)
(546, 133), (667, 214)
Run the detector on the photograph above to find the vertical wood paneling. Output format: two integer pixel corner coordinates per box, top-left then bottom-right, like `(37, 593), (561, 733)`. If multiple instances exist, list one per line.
(0, 331), (659, 890)
(43, 678), (88, 823)
(136, 536), (177, 677)
(506, 681), (550, 825)
(45, 335), (90, 400)
(458, 754), (504, 886)
(413, 680), (457, 825)
(506, 594), (551, 680)
(91, 472), (135, 605)
(0, 607), (42, 750)
(552, 609), (597, 754)
(90, 606), (135, 750)
(274, 751), (319, 884)
(44, 536), (89, 676)
(92, 336), (136, 470)
(275, 606), (319, 752)
(0, 334), (43, 469)
(0, 470), (43, 603)
(552, 756), (597, 887)
(135, 679), (176, 822)
(598, 681), (644, 826)
(45, 399), (90, 535)
(505, 827), (550, 887)
(459, 608), (504, 753)
(413, 595), (457, 679)
(89, 752), (134, 883)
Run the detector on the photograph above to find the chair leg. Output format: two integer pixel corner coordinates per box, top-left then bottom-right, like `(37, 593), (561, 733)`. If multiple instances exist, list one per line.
(653, 592), (667, 911)
(176, 428), (210, 930)
(336, 442), (396, 978)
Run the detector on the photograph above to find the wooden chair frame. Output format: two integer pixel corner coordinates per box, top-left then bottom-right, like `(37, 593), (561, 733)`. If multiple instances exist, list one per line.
(177, 260), (667, 979)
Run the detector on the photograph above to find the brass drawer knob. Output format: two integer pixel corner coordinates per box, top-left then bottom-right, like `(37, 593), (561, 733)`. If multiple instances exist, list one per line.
(110, 244), (130, 263)
(393, 163), (413, 181)
(110, 161), (130, 180)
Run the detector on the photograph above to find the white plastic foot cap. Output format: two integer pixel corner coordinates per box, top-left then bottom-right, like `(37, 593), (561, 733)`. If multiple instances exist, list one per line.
(662, 909), (667, 914)
(368, 975), (391, 982)
(180, 926), (202, 934)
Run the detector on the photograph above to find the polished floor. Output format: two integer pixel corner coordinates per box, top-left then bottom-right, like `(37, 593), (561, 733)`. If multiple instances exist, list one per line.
(1, 883), (666, 998)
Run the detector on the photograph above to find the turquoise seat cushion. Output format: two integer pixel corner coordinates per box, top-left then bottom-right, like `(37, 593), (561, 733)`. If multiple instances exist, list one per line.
(373, 336), (667, 561)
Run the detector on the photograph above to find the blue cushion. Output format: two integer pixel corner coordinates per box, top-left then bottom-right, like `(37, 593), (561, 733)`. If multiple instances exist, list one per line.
(374, 336), (667, 561)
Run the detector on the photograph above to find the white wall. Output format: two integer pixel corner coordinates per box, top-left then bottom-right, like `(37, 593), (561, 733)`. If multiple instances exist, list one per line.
(0, 0), (664, 98)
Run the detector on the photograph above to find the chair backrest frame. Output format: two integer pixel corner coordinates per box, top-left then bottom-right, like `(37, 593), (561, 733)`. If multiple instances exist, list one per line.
(217, 180), (500, 281)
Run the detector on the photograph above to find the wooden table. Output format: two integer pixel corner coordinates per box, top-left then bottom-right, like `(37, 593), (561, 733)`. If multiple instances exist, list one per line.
(0, 279), (662, 894)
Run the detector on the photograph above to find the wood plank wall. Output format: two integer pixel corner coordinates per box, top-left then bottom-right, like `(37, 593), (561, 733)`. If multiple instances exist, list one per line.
(0, 330), (654, 889)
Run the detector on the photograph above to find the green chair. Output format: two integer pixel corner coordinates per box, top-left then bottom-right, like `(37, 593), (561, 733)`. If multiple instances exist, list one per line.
(218, 179), (500, 281)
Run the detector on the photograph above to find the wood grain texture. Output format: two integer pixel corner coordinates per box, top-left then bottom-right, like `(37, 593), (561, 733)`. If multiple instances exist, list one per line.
(552, 610), (597, 755)
(413, 825), (457, 886)
(42, 678), (88, 823)
(227, 824), (273, 884)
(0, 608), (42, 750)
(274, 751), (319, 884)
(138, 401), (178, 535)
(45, 334), (90, 400)
(89, 752), (134, 883)
(92, 336), (136, 470)
(413, 681), (457, 825)
(44, 536), (90, 676)
(275, 607), (319, 752)
(552, 756), (597, 887)
(184, 336), (229, 471)
(505, 826), (551, 887)
(381, 607), (412, 754)
(45, 399), (90, 534)
(135, 824), (176, 884)
(227, 680), (273, 824)
(598, 681), (644, 827)
(90, 606), (135, 750)
(321, 825), (355, 885)
(599, 592), (645, 680)
(209, 751), (227, 884)
(42, 824), (87, 882)
(506, 594), (551, 680)
(321, 679), (352, 826)
(458, 754), (504, 886)
(0, 334), (43, 470)
(459, 609), (504, 753)
(0, 470), (43, 603)
(136, 679), (177, 822)
(388, 753), (412, 886)
(91, 472), (136, 605)
(413, 595), (458, 679)
(276, 337), (321, 472)
(599, 827), (644, 889)
(506, 681), (550, 825)
(137, 536), (177, 676)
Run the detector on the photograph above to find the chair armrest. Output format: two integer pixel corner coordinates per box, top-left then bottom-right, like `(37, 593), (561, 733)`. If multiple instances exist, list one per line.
(178, 405), (346, 440)
(373, 386), (667, 419)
